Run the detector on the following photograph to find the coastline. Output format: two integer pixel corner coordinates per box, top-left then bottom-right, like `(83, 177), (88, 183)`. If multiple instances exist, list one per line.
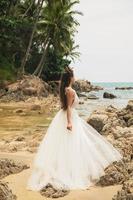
(0, 79), (133, 200)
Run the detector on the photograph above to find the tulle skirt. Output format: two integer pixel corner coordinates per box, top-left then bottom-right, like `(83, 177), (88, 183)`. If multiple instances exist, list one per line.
(26, 108), (123, 191)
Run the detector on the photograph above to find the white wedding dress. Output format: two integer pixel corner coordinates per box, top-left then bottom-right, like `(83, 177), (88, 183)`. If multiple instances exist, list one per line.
(26, 89), (123, 191)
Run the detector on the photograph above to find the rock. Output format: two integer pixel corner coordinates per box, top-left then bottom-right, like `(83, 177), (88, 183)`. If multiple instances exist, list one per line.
(48, 81), (59, 95)
(9, 146), (18, 152)
(103, 92), (117, 99)
(79, 101), (84, 104)
(127, 118), (133, 127)
(15, 136), (25, 141)
(123, 113), (133, 122)
(112, 126), (133, 139)
(28, 140), (39, 148)
(7, 82), (20, 92)
(14, 109), (24, 113)
(96, 161), (129, 187)
(40, 183), (69, 198)
(0, 181), (17, 200)
(27, 147), (37, 153)
(0, 90), (27, 102)
(105, 105), (117, 113)
(0, 158), (29, 179)
(0, 75), (52, 102)
(86, 100), (133, 188)
(116, 101), (133, 127)
(23, 87), (37, 96)
(90, 85), (103, 91)
(73, 80), (91, 92)
(112, 181), (133, 200)
(0, 77), (104, 102)
(8, 75), (50, 97)
(73, 80), (103, 93)
(115, 87), (133, 90)
(30, 104), (41, 110)
(87, 114), (108, 132)
(87, 94), (99, 99)
(77, 92), (88, 97)
(126, 100), (133, 111)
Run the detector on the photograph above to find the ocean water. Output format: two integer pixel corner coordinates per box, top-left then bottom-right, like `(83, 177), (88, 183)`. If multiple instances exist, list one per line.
(77, 82), (133, 119)
(92, 82), (133, 99)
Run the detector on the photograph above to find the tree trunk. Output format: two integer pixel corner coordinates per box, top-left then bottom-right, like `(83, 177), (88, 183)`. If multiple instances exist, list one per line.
(20, 0), (44, 75)
(22, 0), (36, 18)
(33, 44), (50, 77)
(33, 38), (49, 76)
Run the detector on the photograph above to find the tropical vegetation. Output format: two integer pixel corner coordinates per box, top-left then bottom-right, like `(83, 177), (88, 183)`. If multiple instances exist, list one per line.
(0, 0), (82, 82)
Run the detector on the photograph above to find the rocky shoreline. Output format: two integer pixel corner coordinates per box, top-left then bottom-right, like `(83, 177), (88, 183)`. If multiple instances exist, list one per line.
(0, 100), (132, 199)
(0, 75), (103, 102)
(87, 100), (133, 199)
(0, 76), (133, 199)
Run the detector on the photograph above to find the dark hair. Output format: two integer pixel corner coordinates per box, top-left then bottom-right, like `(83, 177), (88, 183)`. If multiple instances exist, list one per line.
(59, 66), (74, 110)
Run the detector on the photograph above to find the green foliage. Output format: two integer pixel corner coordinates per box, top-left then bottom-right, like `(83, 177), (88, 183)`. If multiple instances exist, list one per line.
(39, 0), (82, 57)
(42, 48), (71, 81)
(0, 0), (81, 81)
(0, 55), (16, 81)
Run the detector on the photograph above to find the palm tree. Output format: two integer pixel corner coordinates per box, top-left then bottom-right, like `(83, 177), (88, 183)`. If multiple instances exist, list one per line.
(20, 0), (44, 75)
(33, 0), (82, 77)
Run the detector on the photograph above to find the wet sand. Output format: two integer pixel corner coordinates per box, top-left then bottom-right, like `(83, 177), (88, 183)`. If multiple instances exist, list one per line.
(1, 151), (122, 200)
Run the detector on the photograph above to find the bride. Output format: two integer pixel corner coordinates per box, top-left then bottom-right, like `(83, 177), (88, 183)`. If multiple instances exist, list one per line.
(26, 66), (123, 191)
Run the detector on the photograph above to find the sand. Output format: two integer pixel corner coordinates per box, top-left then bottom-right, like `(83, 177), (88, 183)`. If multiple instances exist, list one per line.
(0, 151), (122, 200)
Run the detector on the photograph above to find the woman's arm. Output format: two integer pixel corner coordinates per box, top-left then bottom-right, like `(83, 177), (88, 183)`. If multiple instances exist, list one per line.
(65, 88), (75, 131)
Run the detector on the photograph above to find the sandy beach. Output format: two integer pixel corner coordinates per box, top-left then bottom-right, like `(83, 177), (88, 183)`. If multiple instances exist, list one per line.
(0, 151), (123, 200)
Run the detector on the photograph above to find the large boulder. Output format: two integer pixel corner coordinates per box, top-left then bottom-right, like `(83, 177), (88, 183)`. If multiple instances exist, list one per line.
(73, 80), (91, 93)
(0, 75), (53, 102)
(87, 114), (108, 132)
(15, 75), (50, 96)
(103, 92), (117, 99)
(96, 161), (129, 186)
(4, 75), (51, 101)
(73, 79), (103, 93)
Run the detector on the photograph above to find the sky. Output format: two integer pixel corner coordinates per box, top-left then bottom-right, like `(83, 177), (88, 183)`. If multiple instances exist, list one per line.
(72, 0), (133, 82)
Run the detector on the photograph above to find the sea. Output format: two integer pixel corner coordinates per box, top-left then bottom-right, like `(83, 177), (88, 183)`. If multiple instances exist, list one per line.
(77, 82), (133, 118)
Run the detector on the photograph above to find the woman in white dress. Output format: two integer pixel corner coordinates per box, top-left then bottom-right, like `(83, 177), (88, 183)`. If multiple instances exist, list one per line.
(26, 66), (123, 191)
